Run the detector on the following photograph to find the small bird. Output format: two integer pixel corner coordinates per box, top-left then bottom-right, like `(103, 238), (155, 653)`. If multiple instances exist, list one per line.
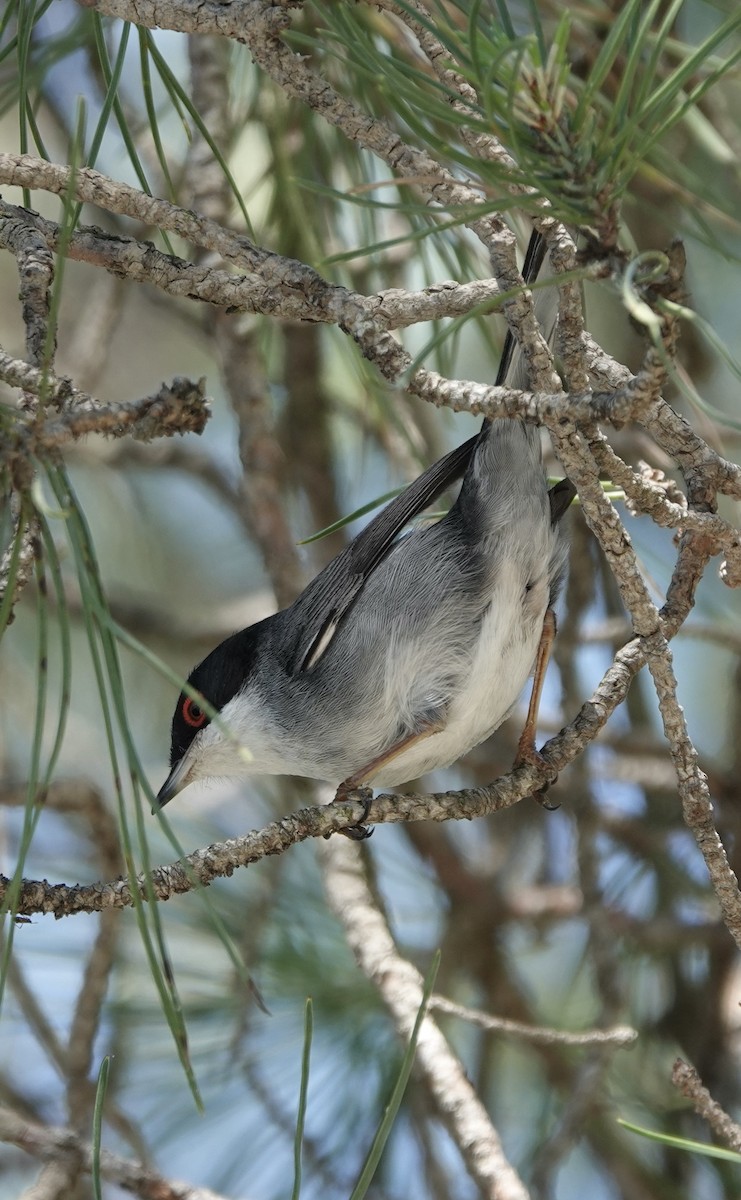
(156, 232), (575, 827)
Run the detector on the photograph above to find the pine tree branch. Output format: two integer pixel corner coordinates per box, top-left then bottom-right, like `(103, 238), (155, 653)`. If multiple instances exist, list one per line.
(0, 1106), (227, 1200)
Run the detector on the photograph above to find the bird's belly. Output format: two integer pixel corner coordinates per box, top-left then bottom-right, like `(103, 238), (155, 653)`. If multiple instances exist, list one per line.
(371, 600), (544, 786)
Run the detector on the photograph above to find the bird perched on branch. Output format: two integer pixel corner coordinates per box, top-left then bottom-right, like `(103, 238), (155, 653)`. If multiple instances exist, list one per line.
(156, 231), (575, 833)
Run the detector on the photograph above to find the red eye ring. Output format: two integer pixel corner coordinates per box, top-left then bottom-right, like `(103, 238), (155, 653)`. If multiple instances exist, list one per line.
(182, 697), (207, 728)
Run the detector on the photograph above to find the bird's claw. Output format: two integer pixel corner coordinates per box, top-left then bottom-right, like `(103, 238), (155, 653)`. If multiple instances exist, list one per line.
(514, 741), (560, 811)
(327, 784), (375, 840)
(339, 821), (374, 841)
(532, 784), (560, 812)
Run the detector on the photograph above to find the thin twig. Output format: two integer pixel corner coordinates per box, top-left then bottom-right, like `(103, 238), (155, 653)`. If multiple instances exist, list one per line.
(672, 1059), (741, 1154)
(429, 996), (637, 1048)
(0, 353), (210, 442)
(0, 1106), (227, 1200)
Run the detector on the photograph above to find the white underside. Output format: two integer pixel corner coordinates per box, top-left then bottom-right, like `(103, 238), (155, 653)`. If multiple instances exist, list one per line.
(368, 587), (544, 786)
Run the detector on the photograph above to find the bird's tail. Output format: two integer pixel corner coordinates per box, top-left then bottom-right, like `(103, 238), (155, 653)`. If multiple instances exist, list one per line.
(462, 232), (575, 530)
(471, 231), (558, 489)
(492, 231), (557, 394)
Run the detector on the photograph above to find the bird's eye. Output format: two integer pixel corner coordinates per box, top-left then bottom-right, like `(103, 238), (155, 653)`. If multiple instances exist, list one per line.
(182, 697), (207, 728)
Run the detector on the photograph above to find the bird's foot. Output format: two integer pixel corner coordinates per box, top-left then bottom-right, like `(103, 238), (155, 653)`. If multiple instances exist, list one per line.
(327, 783), (374, 840)
(513, 738), (560, 811)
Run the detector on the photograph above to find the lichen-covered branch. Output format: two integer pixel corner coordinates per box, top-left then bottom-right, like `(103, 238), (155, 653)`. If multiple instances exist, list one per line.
(320, 835), (532, 1200)
(0, 1106), (227, 1200)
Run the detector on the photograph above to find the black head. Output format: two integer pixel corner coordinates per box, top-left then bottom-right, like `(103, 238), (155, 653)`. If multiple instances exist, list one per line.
(156, 620), (270, 809)
(169, 620), (270, 766)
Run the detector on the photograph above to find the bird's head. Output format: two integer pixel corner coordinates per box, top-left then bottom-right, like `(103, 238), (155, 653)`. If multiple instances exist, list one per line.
(155, 622), (269, 809)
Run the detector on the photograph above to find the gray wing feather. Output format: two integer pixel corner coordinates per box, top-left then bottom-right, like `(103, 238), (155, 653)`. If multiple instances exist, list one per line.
(282, 434), (479, 674)
(281, 230), (558, 676)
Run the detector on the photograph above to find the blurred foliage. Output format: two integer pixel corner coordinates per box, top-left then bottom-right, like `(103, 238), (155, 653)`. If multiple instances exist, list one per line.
(1, 2), (741, 1199)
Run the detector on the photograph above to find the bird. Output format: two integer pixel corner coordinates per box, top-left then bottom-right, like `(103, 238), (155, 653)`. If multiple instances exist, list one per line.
(156, 231), (576, 831)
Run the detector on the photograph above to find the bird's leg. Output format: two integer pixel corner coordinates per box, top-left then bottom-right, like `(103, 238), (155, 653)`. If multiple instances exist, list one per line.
(331, 720), (445, 839)
(514, 608), (559, 809)
(330, 788), (375, 841)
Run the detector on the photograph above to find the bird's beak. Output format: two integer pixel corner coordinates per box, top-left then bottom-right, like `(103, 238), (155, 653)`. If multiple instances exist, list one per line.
(154, 754), (193, 811)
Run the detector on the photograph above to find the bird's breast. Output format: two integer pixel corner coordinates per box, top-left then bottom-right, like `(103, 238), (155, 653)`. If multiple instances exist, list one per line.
(371, 586), (546, 786)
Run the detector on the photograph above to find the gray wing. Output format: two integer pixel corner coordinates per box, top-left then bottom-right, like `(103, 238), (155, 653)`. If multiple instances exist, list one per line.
(281, 432), (479, 674)
(281, 229), (552, 677)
